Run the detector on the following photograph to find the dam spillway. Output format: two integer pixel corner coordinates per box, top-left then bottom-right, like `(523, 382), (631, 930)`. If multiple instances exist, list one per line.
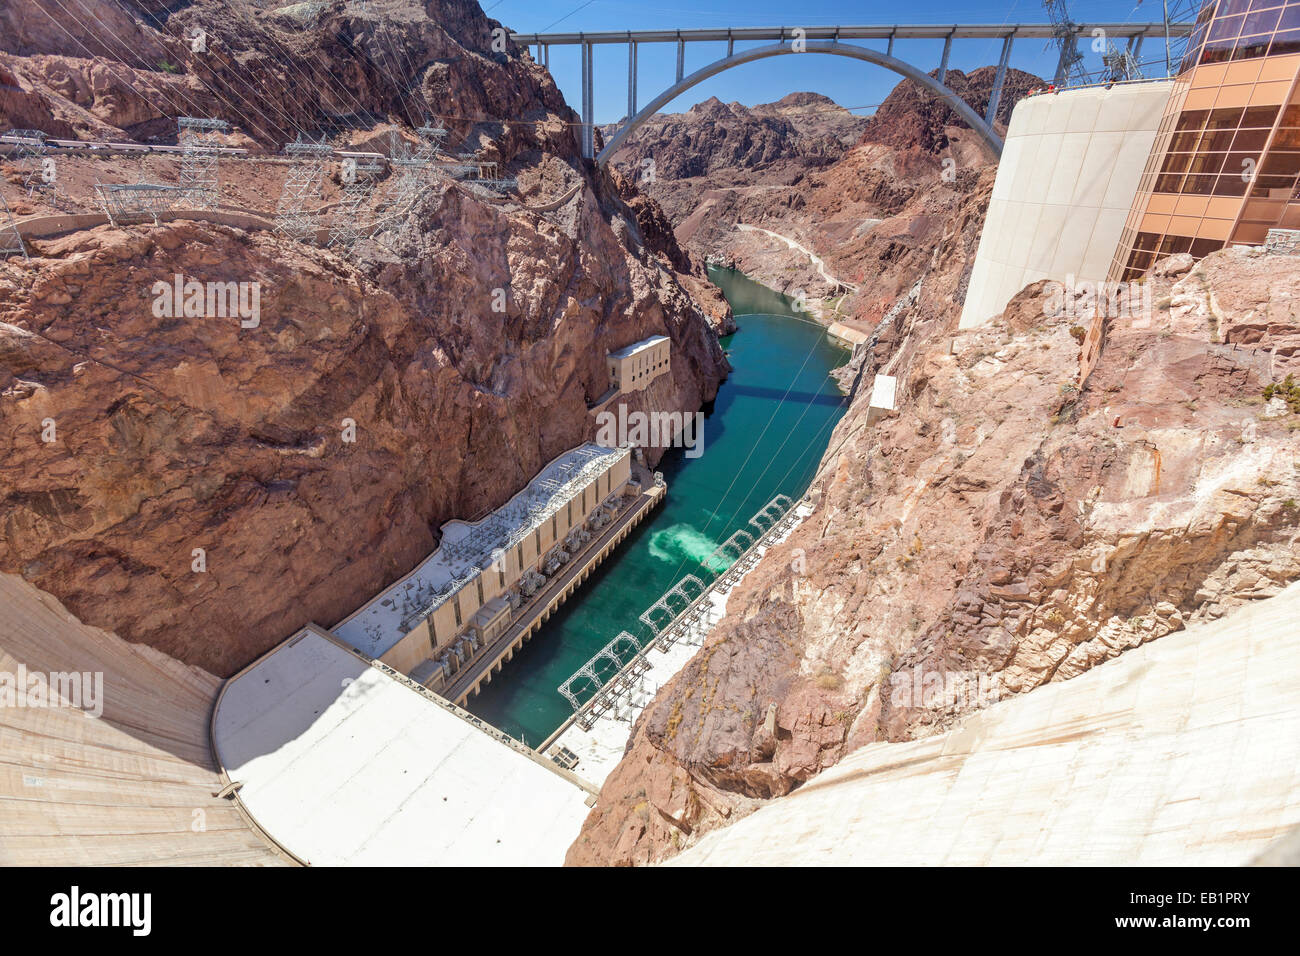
(466, 268), (850, 745)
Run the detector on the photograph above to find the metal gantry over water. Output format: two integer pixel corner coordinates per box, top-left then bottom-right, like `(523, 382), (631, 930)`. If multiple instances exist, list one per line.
(557, 493), (799, 723)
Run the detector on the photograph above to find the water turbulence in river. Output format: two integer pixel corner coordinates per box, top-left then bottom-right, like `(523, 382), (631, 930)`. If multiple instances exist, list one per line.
(465, 267), (850, 745)
(647, 523), (718, 565)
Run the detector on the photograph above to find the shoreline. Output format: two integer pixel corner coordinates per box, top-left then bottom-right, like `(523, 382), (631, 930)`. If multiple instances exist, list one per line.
(706, 263), (869, 351)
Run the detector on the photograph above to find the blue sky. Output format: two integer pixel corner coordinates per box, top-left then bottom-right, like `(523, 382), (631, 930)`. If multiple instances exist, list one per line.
(478, 0), (1179, 122)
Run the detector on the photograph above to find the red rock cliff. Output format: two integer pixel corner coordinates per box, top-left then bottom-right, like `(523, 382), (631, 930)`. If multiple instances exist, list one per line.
(567, 195), (1300, 865)
(0, 0), (731, 675)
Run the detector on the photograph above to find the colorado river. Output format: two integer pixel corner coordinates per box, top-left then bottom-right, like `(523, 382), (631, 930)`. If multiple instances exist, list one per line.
(466, 267), (849, 745)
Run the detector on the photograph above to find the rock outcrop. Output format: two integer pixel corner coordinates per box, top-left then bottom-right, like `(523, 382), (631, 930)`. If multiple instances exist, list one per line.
(601, 93), (868, 184)
(858, 66), (1041, 154)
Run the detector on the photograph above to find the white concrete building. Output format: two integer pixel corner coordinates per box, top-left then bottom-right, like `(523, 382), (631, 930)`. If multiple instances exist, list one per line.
(332, 442), (632, 692)
(959, 81), (1173, 330)
(607, 334), (671, 393)
(865, 373), (897, 425)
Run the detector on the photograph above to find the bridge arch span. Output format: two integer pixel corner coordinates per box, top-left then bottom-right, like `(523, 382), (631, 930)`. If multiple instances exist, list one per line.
(597, 40), (1004, 166)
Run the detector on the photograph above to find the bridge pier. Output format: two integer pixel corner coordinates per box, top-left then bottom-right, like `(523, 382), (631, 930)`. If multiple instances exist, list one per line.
(938, 33), (952, 84)
(581, 39), (594, 159)
(985, 34), (1014, 126)
(676, 34), (684, 83)
(628, 39), (637, 121)
(1053, 29), (1078, 85)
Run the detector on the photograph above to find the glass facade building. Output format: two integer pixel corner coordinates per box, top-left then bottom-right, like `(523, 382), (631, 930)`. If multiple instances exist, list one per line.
(1111, 0), (1300, 280)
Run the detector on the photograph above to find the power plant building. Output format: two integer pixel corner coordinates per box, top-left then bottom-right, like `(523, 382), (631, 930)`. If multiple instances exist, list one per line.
(332, 443), (633, 692)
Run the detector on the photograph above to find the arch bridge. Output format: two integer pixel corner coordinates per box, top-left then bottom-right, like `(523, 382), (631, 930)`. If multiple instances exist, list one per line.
(510, 22), (1193, 162)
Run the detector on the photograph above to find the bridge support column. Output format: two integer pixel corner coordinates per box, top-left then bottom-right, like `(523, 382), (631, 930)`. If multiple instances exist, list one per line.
(985, 35), (1013, 126)
(938, 33), (952, 84)
(544, 43), (549, 69)
(887, 30), (895, 57)
(628, 39), (637, 121)
(581, 40), (594, 159)
(727, 30), (734, 57)
(676, 34), (685, 83)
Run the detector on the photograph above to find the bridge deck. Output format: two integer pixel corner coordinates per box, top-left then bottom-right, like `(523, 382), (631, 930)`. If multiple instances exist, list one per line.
(512, 23), (1193, 45)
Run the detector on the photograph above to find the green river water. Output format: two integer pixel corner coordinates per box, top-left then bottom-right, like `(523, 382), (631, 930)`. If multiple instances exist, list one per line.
(466, 267), (850, 745)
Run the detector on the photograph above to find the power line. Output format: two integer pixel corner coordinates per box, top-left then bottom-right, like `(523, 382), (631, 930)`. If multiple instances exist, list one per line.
(540, 0), (599, 33)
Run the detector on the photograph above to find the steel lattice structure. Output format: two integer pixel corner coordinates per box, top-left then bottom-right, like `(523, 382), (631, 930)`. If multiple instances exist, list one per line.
(94, 182), (185, 225)
(415, 122), (448, 157)
(0, 192), (27, 260)
(381, 123), (450, 221)
(637, 574), (706, 632)
(1042, 0), (1088, 85)
(434, 162), (476, 179)
(703, 528), (755, 573)
(328, 159), (384, 252)
(177, 117), (228, 208)
(274, 139), (335, 242)
(557, 631), (644, 711)
(3, 129), (55, 201)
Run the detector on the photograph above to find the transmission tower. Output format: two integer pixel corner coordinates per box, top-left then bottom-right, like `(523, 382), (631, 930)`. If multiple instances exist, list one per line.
(274, 139), (334, 242)
(94, 182), (185, 226)
(384, 125), (442, 209)
(1100, 39), (1144, 83)
(328, 159), (383, 252)
(177, 117), (229, 209)
(3, 129), (56, 201)
(1043, 0), (1088, 86)
(415, 122), (448, 159)
(0, 192), (28, 260)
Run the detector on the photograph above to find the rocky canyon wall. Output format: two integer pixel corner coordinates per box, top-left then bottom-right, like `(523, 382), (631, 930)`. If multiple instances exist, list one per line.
(0, 0), (731, 675)
(603, 71), (1041, 336)
(569, 192), (1300, 864)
